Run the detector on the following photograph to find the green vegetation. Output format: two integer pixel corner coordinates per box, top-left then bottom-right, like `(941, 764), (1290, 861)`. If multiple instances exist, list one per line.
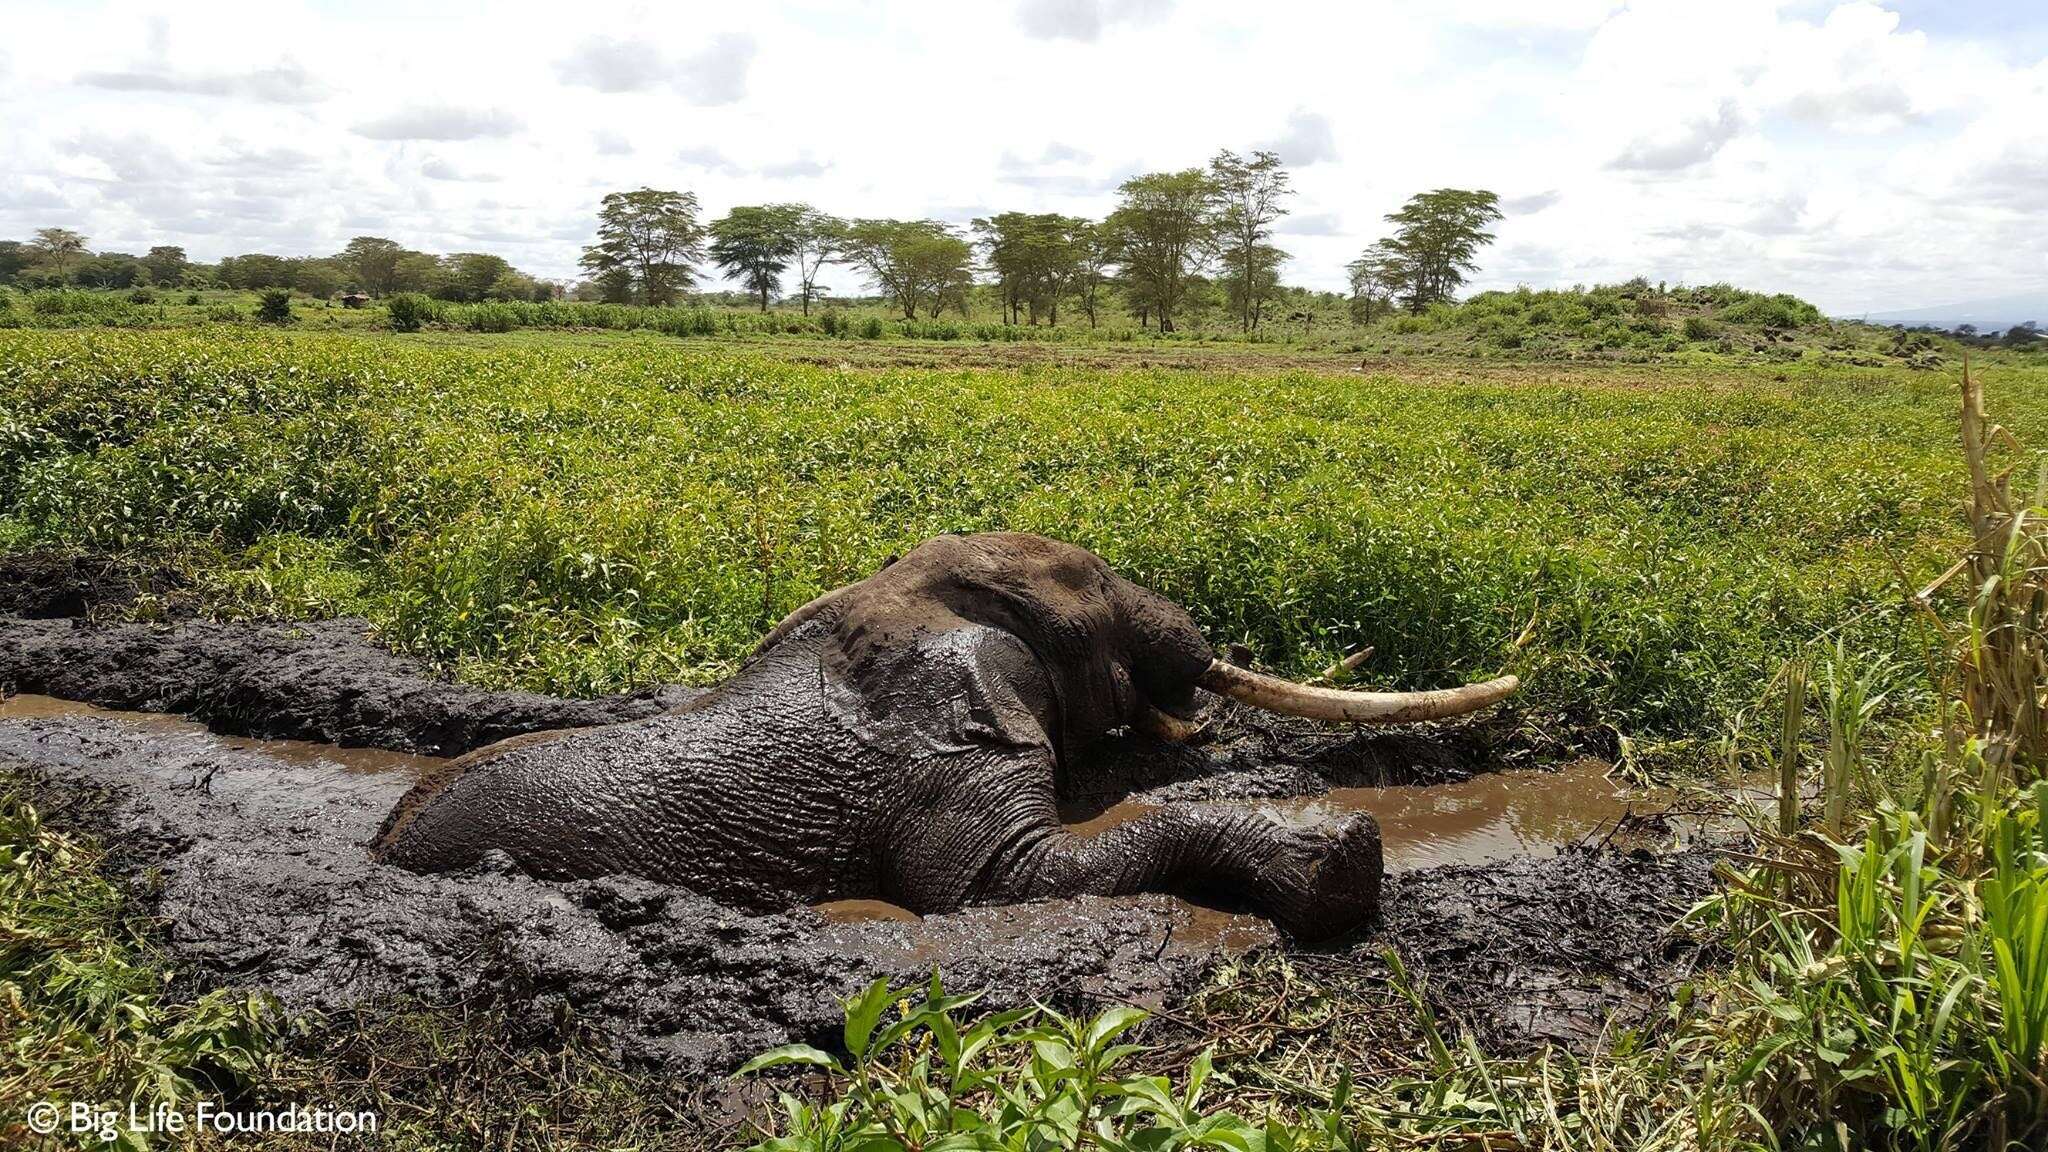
(5, 327), (2048, 1147)
(0, 774), (290, 1147)
(8, 330), (2039, 749)
(743, 773), (2046, 1151)
(732, 369), (2048, 1150)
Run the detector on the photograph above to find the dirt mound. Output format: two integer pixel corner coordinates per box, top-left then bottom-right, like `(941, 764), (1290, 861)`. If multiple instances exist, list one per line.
(3, 714), (1231, 1079)
(0, 552), (188, 618)
(0, 616), (700, 755)
(0, 609), (1724, 1077)
(1380, 846), (1717, 1047)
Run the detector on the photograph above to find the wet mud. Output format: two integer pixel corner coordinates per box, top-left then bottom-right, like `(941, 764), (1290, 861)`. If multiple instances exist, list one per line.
(0, 615), (702, 755)
(1, 608), (1730, 1081)
(0, 551), (189, 619)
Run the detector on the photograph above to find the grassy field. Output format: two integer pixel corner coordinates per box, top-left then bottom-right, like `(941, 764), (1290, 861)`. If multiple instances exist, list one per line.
(4, 323), (2047, 1149)
(3, 328), (2041, 756)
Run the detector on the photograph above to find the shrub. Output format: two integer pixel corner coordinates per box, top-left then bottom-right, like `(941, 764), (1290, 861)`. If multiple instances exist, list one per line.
(184, 293), (201, 305)
(0, 778), (293, 1132)
(255, 289), (294, 325)
(463, 303), (517, 334)
(127, 287), (156, 305)
(738, 976), (1353, 1152)
(858, 316), (884, 340)
(1683, 315), (1718, 341)
(387, 293), (431, 333)
(818, 309), (842, 337)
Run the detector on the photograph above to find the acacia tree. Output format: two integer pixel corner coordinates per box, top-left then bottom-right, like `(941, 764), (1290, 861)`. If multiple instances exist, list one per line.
(1069, 220), (1112, 328)
(838, 219), (972, 320)
(341, 236), (406, 297)
(1223, 243), (1286, 331)
(580, 188), (704, 307)
(709, 204), (803, 311)
(972, 212), (1085, 325)
(785, 206), (841, 316)
(1345, 242), (1404, 324)
(141, 245), (188, 286)
(1208, 150), (1292, 332)
(1105, 170), (1217, 333)
(1382, 189), (1501, 312)
(31, 228), (87, 277)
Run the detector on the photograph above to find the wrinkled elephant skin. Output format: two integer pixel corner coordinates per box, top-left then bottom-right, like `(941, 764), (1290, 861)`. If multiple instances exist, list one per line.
(376, 533), (1386, 941)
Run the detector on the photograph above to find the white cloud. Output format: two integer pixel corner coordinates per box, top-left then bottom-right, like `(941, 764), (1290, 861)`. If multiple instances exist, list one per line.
(677, 145), (743, 175)
(554, 36), (668, 93)
(1015, 0), (1172, 42)
(0, 0), (2041, 314)
(1276, 211), (1342, 235)
(1502, 190), (1560, 215)
(352, 105), (524, 142)
(1258, 109), (1336, 165)
(421, 157), (501, 182)
(674, 34), (756, 106)
(759, 155), (828, 179)
(1609, 101), (1746, 172)
(557, 32), (756, 105)
(78, 61), (326, 104)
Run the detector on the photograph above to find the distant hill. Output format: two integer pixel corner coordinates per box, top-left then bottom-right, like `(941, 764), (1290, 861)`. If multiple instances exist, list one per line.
(1854, 293), (2048, 333)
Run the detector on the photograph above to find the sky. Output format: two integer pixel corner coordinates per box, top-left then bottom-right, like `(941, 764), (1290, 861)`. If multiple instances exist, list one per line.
(0, 0), (2042, 315)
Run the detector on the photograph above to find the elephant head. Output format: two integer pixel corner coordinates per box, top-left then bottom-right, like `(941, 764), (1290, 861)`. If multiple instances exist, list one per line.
(375, 533), (1517, 942)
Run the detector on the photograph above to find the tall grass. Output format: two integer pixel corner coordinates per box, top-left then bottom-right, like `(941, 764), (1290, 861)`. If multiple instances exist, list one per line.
(0, 775), (291, 1144)
(742, 367), (2048, 1151)
(1, 330), (2013, 748)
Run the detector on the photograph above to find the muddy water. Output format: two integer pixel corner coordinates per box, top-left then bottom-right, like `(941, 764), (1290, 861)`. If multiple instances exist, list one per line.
(0, 693), (443, 777)
(1067, 759), (1670, 874)
(2, 693), (1664, 944)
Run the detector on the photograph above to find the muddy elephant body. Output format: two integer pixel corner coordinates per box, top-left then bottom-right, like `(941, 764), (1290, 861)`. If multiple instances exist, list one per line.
(376, 533), (1516, 941)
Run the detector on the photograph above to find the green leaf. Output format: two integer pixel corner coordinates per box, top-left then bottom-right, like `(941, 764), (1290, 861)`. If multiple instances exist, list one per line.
(1084, 1004), (1149, 1053)
(844, 977), (893, 1059)
(735, 1043), (842, 1077)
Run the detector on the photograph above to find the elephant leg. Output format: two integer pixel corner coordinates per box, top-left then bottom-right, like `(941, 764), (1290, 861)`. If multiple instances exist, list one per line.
(883, 752), (1379, 942)
(990, 806), (1383, 943)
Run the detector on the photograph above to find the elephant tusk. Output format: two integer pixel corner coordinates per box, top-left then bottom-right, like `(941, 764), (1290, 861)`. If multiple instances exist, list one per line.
(1198, 661), (1520, 724)
(1135, 703), (1209, 743)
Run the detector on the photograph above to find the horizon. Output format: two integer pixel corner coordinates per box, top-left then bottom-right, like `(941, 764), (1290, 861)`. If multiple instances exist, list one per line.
(2, 0), (2043, 315)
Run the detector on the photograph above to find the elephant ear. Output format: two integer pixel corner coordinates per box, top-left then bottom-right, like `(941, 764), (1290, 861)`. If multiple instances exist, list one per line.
(820, 620), (1057, 759)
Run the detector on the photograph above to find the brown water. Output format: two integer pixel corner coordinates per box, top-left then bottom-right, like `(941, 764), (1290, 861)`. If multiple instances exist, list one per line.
(0, 693), (445, 778)
(1065, 759), (1676, 874)
(0, 693), (1681, 939)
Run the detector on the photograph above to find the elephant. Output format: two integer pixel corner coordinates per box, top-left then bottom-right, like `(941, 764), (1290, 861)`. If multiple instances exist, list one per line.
(373, 533), (1518, 941)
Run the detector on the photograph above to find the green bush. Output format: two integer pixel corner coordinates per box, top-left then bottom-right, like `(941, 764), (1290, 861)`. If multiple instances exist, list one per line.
(1683, 315), (1718, 341)
(256, 288), (294, 325)
(0, 329), (2014, 742)
(463, 302), (518, 333)
(738, 976), (1357, 1152)
(387, 293), (431, 333)
(859, 316), (884, 340)
(1, 777), (292, 1130)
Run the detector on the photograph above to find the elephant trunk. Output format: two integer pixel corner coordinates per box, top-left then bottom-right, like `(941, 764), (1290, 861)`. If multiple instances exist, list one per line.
(1198, 661), (1520, 724)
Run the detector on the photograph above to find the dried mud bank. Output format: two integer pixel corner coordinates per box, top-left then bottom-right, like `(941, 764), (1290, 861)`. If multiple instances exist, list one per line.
(0, 609), (1727, 1079)
(0, 615), (701, 755)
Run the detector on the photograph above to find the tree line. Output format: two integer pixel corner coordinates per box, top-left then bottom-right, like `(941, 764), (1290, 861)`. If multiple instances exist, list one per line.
(576, 153), (1503, 333)
(1, 150), (1504, 329)
(0, 230), (558, 303)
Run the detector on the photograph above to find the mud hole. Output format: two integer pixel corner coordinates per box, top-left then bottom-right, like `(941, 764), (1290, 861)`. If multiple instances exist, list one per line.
(1, 610), (1732, 1089)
